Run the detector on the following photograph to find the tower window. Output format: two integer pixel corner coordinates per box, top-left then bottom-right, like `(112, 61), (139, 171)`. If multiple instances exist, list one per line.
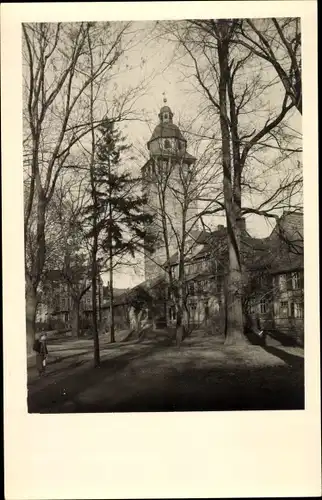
(164, 113), (168, 120)
(164, 139), (171, 149)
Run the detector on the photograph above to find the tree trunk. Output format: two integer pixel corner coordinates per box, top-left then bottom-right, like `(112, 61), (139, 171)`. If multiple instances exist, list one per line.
(98, 276), (102, 323)
(108, 230), (115, 343)
(175, 291), (187, 347)
(25, 187), (46, 354)
(225, 229), (246, 345)
(26, 280), (37, 354)
(175, 310), (184, 346)
(109, 268), (115, 343)
(70, 297), (80, 338)
(91, 248), (100, 366)
(88, 32), (100, 368)
(216, 22), (246, 345)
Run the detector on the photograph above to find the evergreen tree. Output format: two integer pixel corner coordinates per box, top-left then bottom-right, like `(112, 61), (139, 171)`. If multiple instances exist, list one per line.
(84, 120), (153, 343)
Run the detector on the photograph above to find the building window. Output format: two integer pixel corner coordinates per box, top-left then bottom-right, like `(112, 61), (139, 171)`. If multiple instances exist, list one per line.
(188, 282), (195, 295)
(260, 298), (268, 314)
(164, 139), (171, 149)
(169, 307), (176, 321)
(189, 301), (197, 314)
(279, 274), (288, 291)
(291, 271), (301, 290)
(87, 297), (91, 304)
(291, 302), (304, 319)
(279, 301), (289, 317)
(258, 275), (266, 287)
(64, 312), (69, 323)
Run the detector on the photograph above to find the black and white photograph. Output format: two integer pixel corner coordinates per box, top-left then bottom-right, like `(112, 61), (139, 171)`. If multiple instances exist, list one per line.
(23, 17), (305, 413)
(2, 2), (320, 499)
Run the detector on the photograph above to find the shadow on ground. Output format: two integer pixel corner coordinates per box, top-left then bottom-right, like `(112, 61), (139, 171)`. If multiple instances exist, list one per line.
(27, 337), (173, 412)
(28, 335), (304, 414)
(74, 365), (304, 413)
(262, 345), (304, 369)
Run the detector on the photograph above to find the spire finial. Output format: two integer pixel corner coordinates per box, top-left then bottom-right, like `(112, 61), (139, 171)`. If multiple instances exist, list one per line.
(162, 91), (167, 104)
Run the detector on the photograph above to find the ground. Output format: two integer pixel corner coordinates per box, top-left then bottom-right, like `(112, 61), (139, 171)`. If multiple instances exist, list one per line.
(27, 329), (304, 413)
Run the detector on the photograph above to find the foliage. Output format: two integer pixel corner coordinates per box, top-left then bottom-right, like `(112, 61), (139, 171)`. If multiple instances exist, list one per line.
(83, 120), (154, 260)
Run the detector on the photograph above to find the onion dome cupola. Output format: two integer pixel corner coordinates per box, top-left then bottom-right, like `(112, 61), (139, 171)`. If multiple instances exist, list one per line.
(147, 98), (189, 158)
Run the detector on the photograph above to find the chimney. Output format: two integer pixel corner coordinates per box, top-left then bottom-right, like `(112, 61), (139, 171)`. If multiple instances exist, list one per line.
(236, 217), (246, 232)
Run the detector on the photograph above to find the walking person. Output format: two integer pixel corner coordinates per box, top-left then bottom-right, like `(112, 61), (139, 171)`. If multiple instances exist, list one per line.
(33, 333), (48, 377)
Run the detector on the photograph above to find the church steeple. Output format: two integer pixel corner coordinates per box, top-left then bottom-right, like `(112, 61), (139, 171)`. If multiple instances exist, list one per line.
(147, 99), (188, 156)
(142, 102), (199, 281)
(158, 96), (173, 124)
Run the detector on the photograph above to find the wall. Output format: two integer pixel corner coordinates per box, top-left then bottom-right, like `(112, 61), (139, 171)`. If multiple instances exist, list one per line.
(101, 303), (130, 331)
(143, 157), (198, 281)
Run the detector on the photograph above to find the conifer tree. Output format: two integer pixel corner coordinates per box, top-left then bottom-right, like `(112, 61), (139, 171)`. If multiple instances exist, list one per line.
(85, 120), (153, 345)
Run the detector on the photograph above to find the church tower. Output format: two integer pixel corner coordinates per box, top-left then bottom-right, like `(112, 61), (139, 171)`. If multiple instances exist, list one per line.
(142, 99), (199, 280)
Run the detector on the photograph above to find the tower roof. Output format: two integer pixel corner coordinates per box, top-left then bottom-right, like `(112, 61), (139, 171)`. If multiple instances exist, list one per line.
(159, 105), (172, 114)
(148, 122), (187, 143)
(148, 101), (187, 146)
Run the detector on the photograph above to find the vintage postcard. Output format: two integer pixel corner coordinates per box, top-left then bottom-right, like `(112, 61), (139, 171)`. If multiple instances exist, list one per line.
(2, 1), (320, 499)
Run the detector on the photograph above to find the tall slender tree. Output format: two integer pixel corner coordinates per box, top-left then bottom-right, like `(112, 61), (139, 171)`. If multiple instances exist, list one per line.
(84, 120), (153, 346)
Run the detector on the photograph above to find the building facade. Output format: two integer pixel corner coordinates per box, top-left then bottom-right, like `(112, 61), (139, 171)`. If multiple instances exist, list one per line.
(166, 213), (304, 345)
(36, 270), (104, 331)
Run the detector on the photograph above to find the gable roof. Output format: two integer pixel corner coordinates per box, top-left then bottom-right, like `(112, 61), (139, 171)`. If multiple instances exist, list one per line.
(164, 212), (304, 275)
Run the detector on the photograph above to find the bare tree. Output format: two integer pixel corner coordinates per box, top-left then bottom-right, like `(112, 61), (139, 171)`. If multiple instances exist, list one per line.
(237, 18), (302, 114)
(23, 21), (148, 352)
(155, 19), (302, 344)
(50, 174), (92, 338)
